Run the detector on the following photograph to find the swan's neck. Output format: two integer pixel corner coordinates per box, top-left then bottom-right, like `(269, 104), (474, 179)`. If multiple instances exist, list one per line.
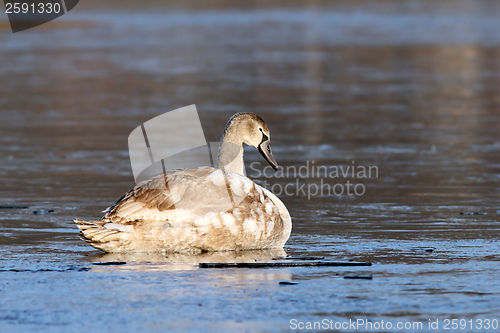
(217, 144), (245, 175)
(217, 125), (246, 176)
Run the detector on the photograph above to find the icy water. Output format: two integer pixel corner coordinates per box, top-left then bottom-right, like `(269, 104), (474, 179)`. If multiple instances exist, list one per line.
(1, 0), (500, 332)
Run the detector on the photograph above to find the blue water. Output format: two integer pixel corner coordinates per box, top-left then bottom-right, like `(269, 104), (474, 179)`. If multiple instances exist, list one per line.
(1, 0), (500, 332)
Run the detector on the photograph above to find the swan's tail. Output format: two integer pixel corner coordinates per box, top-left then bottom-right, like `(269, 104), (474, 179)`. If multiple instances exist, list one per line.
(74, 219), (132, 252)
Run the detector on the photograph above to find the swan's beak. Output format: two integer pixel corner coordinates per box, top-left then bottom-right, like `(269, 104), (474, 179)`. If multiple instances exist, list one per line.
(258, 140), (278, 170)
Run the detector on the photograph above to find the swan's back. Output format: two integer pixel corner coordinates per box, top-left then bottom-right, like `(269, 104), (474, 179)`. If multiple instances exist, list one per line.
(76, 166), (291, 253)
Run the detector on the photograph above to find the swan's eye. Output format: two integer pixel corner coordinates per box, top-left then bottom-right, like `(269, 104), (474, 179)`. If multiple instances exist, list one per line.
(259, 127), (269, 143)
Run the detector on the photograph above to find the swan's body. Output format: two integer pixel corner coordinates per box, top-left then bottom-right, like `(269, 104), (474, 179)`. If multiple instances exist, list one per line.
(75, 113), (291, 253)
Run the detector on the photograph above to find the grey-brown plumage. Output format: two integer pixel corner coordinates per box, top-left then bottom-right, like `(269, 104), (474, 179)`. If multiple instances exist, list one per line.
(75, 113), (291, 253)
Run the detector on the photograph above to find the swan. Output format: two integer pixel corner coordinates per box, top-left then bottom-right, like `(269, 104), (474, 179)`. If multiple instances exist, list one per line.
(75, 113), (291, 253)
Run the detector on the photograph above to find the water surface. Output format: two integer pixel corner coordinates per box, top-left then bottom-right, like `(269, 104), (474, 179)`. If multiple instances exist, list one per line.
(1, 0), (499, 332)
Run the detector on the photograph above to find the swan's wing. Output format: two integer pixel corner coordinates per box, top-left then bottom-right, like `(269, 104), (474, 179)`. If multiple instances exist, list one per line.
(102, 167), (248, 225)
(90, 166), (291, 251)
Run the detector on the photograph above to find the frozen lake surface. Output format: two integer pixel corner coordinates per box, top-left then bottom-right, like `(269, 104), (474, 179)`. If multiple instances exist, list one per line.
(1, 0), (500, 332)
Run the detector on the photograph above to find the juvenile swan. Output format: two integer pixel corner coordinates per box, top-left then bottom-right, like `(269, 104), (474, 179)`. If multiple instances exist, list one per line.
(75, 113), (291, 253)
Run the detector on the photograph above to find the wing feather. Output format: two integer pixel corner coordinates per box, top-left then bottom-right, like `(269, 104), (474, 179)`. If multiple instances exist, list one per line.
(102, 167), (239, 224)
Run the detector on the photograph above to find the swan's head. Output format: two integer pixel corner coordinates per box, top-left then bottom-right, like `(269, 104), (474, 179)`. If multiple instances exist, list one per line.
(222, 113), (278, 170)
